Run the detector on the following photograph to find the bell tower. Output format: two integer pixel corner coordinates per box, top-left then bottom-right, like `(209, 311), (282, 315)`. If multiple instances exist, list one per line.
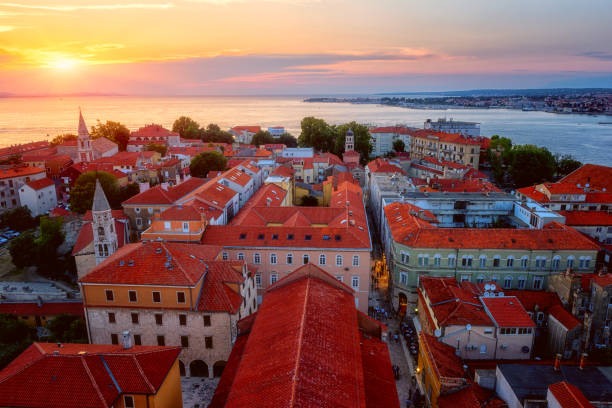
(92, 180), (117, 265)
(345, 129), (354, 152)
(77, 109), (94, 163)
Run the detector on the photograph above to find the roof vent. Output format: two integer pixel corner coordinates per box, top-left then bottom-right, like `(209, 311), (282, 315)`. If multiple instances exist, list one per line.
(127, 260), (134, 266)
(119, 260), (125, 266)
(155, 248), (163, 254)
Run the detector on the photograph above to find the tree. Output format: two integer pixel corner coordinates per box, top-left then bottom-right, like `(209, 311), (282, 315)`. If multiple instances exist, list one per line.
(0, 314), (34, 370)
(0, 206), (37, 231)
(50, 133), (77, 146)
(90, 120), (130, 151)
(277, 133), (298, 147)
(555, 154), (582, 177)
(299, 195), (319, 207)
(9, 232), (37, 269)
(172, 116), (201, 139)
(35, 216), (64, 276)
(146, 143), (168, 157)
(201, 123), (234, 144)
(392, 139), (405, 153)
(332, 122), (373, 162)
(251, 130), (273, 146)
(298, 117), (335, 152)
(46, 314), (87, 343)
(509, 144), (556, 187)
(69, 171), (120, 214)
(190, 151), (227, 178)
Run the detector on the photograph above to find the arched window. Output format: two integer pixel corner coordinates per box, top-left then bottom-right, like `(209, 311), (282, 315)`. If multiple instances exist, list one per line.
(503, 275), (512, 289)
(567, 256), (575, 269)
(336, 254), (343, 266)
(507, 256), (514, 268)
(319, 254), (326, 265)
(552, 256), (560, 270)
(493, 255), (501, 268)
(477, 275), (485, 284)
(303, 254), (309, 264)
(479, 255), (487, 268)
(434, 254), (441, 267)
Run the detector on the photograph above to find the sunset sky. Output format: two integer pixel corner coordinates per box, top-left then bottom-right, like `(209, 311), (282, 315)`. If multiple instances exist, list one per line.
(1, 0), (611, 95)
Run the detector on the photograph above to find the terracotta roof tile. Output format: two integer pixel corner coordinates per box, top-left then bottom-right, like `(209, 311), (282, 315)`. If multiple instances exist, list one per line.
(560, 164), (612, 192)
(547, 304), (581, 330)
(367, 158), (406, 174)
(548, 381), (594, 408)
(0, 166), (46, 180)
(482, 297), (535, 328)
(409, 129), (481, 145)
(559, 211), (612, 226)
(25, 177), (55, 190)
(420, 332), (465, 378)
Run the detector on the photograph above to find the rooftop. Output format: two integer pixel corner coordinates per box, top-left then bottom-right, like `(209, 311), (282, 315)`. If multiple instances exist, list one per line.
(481, 297), (535, 328)
(548, 381), (594, 408)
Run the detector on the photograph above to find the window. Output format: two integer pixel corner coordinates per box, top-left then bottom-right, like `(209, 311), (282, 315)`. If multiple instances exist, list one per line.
(507, 257), (514, 267)
(521, 257), (529, 269)
(270, 253), (277, 264)
(205, 336), (213, 349)
(253, 253), (261, 264)
(536, 257), (546, 269)
(352, 255), (359, 267)
(533, 276), (543, 290)
(319, 254), (326, 265)
(108, 312), (116, 324)
(181, 336), (189, 348)
(270, 274), (278, 284)
(128, 290), (137, 303)
(336, 276), (344, 282)
(351, 276), (359, 289)
(434, 255), (441, 267)
(203, 315), (211, 326)
(182, 222), (189, 232)
(111, 334), (119, 345)
(336, 254), (343, 266)
(418, 255), (429, 266)
(124, 396), (135, 408)
(157, 335), (165, 346)
(477, 275), (485, 284)
(272, 234), (279, 240)
(152, 291), (161, 303)
(493, 257), (500, 267)
(237, 253), (244, 260)
(461, 274), (471, 282)
(177, 292), (186, 304)
(504, 276), (512, 289)
(400, 251), (409, 264)
(255, 274), (262, 288)
(105, 290), (114, 301)
(155, 314), (163, 325)
(518, 276), (526, 289)
(303, 254), (310, 264)
(567, 257), (574, 268)
(400, 272), (408, 285)
(287, 234), (294, 240)
(552, 257), (560, 270)
(131, 312), (139, 324)
(480, 256), (487, 268)
(257, 233), (264, 240)
(304, 234), (312, 241)
(179, 314), (187, 326)
(286, 253), (293, 265)
(479, 345), (487, 354)
(134, 334), (142, 346)
(448, 256), (456, 267)
(491, 275), (498, 283)
(222, 252), (228, 260)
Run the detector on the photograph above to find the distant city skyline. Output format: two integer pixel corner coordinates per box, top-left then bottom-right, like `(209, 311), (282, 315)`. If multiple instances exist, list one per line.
(1, 0), (611, 94)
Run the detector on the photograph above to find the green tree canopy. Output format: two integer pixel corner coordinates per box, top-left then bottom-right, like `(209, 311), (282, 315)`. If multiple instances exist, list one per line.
(392, 139), (405, 153)
(555, 154), (582, 178)
(298, 117), (335, 152)
(45, 314), (87, 343)
(145, 143), (168, 157)
(509, 144), (556, 187)
(90, 120), (130, 151)
(9, 231), (37, 269)
(172, 116), (201, 139)
(201, 124), (234, 144)
(278, 133), (298, 147)
(69, 171), (120, 214)
(50, 133), (77, 146)
(0, 314), (34, 370)
(332, 122), (373, 162)
(251, 130), (273, 146)
(0, 206), (37, 231)
(189, 151), (227, 178)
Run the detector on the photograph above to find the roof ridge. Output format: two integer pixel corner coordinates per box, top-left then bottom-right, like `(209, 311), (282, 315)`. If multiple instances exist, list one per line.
(81, 355), (110, 408)
(289, 277), (310, 407)
(131, 354), (156, 394)
(160, 242), (194, 285)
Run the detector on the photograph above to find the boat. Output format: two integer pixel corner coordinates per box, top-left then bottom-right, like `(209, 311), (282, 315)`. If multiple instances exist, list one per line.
(599, 122), (612, 124)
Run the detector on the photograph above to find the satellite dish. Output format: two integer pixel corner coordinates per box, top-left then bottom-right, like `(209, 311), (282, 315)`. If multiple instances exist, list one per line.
(490, 284), (496, 290)
(484, 292), (490, 297)
(466, 324), (472, 331)
(435, 329), (442, 337)
(484, 284), (491, 290)
(522, 346), (530, 353)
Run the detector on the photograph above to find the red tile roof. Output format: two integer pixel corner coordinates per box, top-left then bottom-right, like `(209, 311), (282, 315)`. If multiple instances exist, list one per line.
(72, 219), (127, 255)
(0, 301), (83, 317)
(231, 126), (261, 134)
(547, 304), (581, 330)
(548, 381), (594, 408)
(25, 177), (55, 190)
(420, 332), (465, 378)
(592, 273), (612, 288)
(503, 290), (561, 313)
(409, 129), (481, 145)
(122, 177), (207, 205)
(423, 178), (501, 193)
(367, 158), (406, 174)
(79, 242), (222, 287)
(370, 126), (412, 134)
(130, 124), (178, 139)
(0, 343), (180, 408)
(158, 205), (203, 221)
(83, 209), (127, 221)
(384, 202), (600, 251)
(560, 164), (612, 192)
(559, 211), (612, 226)
(210, 263), (398, 408)
(481, 297), (535, 328)
(222, 168), (252, 187)
(0, 166), (46, 180)
(197, 260), (246, 313)
(49, 207), (75, 217)
(438, 381), (507, 408)
(91, 137), (117, 154)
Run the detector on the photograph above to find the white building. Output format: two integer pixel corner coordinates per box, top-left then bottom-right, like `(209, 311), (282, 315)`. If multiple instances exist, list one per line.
(424, 118), (481, 137)
(267, 127), (285, 137)
(369, 126), (412, 157)
(1, 166), (47, 212)
(18, 178), (57, 216)
(280, 147), (314, 158)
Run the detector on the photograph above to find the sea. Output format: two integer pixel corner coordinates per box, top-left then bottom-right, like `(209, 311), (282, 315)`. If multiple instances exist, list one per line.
(0, 95), (610, 165)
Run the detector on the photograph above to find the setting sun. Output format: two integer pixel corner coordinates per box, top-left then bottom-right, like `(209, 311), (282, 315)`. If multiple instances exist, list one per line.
(47, 57), (79, 70)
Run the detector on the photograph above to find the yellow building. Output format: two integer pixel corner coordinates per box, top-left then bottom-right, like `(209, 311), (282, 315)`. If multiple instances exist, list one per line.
(0, 342), (183, 408)
(409, 129), (482, 168)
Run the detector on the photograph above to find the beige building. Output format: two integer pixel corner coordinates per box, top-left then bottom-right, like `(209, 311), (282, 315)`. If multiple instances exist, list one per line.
(79, 241), (257, 378)
(409, 129), (481, 168)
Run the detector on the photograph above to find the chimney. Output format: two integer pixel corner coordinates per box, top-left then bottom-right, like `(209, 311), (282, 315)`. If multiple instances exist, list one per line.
(579, 353), (588, 370)
(161, 182), (169, 191)
(553, 353), (561, 371)
(266, 197), (271, 207)
(122, 330), (132, 349)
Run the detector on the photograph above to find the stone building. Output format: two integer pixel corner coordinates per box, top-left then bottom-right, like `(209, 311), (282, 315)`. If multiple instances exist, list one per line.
(79, 241), (257, 378)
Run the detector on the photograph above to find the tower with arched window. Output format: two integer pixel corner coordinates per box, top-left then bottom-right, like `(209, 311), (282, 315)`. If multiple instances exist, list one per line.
(92, 179), (118, 265)
(77, 109), (94, 163)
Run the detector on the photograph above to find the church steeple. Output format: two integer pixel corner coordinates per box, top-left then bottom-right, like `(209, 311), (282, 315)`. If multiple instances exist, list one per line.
(92, 179), (117, 265)
(345, 129), (354, 152)
(77, 108), (94, 163)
